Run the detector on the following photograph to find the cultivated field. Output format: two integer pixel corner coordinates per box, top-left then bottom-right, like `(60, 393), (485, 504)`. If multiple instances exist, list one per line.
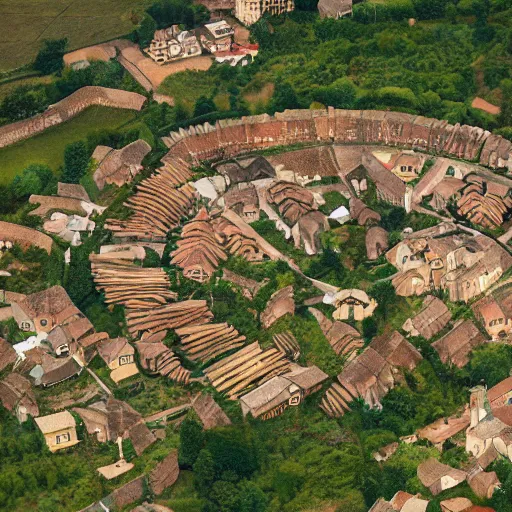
(0, 0), (152, 71)
(0, 106), (136, 183)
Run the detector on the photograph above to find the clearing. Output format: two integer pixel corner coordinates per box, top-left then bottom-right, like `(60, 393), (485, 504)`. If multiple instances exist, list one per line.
(0, 0), (152, 71)
(0, 106), (136, 184)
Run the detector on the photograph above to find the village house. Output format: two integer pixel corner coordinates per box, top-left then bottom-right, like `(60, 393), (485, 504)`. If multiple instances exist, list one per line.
(416, 407), (470, 449)
(417, 458), (467, 495)
(431, 320), (486, 368)
(10, 285), (80, 333)
(145, 26), (202, 65)
(223, 183), (260, 222)
(387, 223), (512, 302)
(369, 492), (430, 512)
(35, 410), (80, 452)
(466, 382), (512, 466)
(292, 210), (330, 255)
(0, 373), (39, 422)
(200, 21), (234, 54)
(93, 139), (151, 190)
(373, 150), (427, 183)
(235, 0), (294, 25)
(73, 398), (156, 455)
(326, 288), (377, 321)
(402, 295), (452, 340)
(366, 225), (389, 261)
(472, 284), (512, 340)
(321, 330), (422, 417)
(240, 365), (328, 420)
(97, 337), (139, 383)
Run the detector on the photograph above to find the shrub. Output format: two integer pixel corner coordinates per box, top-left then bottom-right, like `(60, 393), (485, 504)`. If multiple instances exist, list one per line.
(34, 39), (67, 75)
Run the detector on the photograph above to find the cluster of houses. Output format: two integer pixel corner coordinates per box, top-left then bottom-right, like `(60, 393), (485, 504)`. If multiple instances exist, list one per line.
(369, 375), (512, 511)
(145, 21), (259, 67)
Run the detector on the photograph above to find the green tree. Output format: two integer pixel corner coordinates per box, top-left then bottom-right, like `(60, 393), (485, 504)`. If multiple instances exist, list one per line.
(179, 418), (204, 467)
(137, 14), (157, 48)
(368, 280), (396, 321)
(194, 95), (216, 117)
(469, 344), (512, 387)
(498, 79), (512, 128)
(0, 85), (49, 122)
(238, 481), (267, 512)
(313, 78), (357, 109)
(34, 39), (67, 75)
(11, 164), (48, 199)
(61, 141), (89, 183)
(270, 80), (300, 114)
(193, 449), (215, 495)
(362, 317), (377, 341)
(210, 480), (240, 512)
(273, 460), (306, 504)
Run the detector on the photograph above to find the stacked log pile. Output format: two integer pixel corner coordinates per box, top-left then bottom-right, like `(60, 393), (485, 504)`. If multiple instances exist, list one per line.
(309, 308), (363, 361)
(212, 217), (267, 262)
(176, 323), (246, 363)
(320, 382), (358, 418)
(203, 342), (291, 399)
(90, 256), (176, 309)
(170, 208), (227, 282)
(126, 300), (213, 336)
(266, 181), (317, 225)
(273, 331), (300, 361)
(105, 172), (196, 241)
(136, 339), (191, 384)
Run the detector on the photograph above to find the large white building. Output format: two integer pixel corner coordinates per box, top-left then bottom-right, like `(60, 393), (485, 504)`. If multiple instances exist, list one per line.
(235, 0), (295, 26)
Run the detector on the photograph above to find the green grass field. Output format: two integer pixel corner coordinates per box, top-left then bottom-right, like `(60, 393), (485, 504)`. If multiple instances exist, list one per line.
(0, 0), (153, 72)
(0, 106), (136, 184)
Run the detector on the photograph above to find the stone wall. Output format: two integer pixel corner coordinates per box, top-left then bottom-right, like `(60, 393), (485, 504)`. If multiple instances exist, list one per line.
(162, 107), (512, 172)
(0, 87), (147, 149)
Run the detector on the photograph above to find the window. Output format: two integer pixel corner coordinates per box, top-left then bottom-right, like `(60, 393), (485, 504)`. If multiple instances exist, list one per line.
(119, 354), (133, 366)
(56, 432), (70, 444)
(21, 321), (31, 331)
(40, 319), (48, 327)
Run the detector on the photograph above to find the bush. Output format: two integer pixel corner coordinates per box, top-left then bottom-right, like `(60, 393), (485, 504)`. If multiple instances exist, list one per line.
(34, 39), (67, 75)
(11, 164), (54, 200)
(61, 141), (90, 183)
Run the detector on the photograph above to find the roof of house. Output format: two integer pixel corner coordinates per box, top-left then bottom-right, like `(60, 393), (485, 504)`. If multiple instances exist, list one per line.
(192, 393), (231, 430)
(417, 458), (466, 489)
(35, 410), (75, 433)
(0, 337), (17, 371)
(431, 320), (486, 368)
(57, 182), (91, 201)
(417, 407), (470, 445)
(0, 372), (39, 416)
(240, 376), (292, 411)
(390, 491), (414, 510)
(283, 365), (328, 391)
(17, 286), (74, 319)
(488, 376), (512, 403)
(439, 498), (473, 512)
(97, 338), (133, 365)
(403, 295), (452, 340)
(468, 471), (500, 499)
(40, 356), (82, 386)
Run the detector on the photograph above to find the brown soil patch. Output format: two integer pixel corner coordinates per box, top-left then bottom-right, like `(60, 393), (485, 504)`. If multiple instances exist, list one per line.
(471, 97), (501, 115)
(64, 43), (116, 65)
(117, 41), (213, 90)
